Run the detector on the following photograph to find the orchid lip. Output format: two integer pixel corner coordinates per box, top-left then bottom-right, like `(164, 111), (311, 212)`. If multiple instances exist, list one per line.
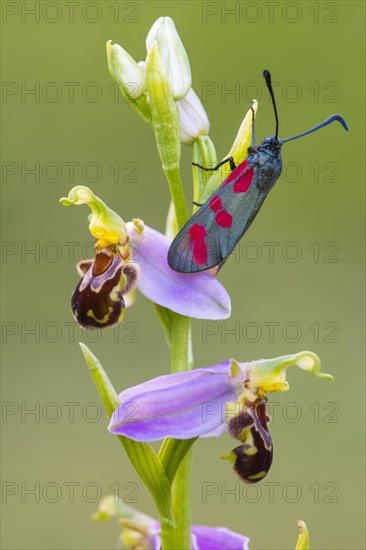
(71, 247), (140, 330)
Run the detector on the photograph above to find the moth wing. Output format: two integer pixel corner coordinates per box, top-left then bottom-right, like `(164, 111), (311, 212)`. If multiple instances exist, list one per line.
(168, 204), (223, 273)
(168, 162), (260, 273)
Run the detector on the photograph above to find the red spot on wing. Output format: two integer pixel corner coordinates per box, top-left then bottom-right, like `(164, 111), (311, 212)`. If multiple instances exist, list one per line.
(209, 196), (222, 213)
(189, 224), (207, 266)
(233, 167), (254, 193)
(215, 210), (233, 228)
(223, 160), (248, 187)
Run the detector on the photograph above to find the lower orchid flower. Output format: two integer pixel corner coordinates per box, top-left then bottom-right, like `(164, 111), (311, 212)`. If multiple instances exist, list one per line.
(93, 496), (309, 550)
(60, 186), (231, 328)
(109, 351), (333, 483)
(124, 522), (250, 550)
(93, 496), (250, 550)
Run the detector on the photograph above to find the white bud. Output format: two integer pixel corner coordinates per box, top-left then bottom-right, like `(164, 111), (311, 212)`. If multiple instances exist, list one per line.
(176, 88), (210, 144)
(146, 17), (191, 100)
(107, 41), (145, 99)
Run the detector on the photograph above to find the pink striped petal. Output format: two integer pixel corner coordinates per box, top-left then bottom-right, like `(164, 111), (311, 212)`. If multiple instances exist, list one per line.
(109, 362), (242, 441)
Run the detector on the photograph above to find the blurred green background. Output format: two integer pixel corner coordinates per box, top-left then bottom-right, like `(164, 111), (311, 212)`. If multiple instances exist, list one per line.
(1, 1), (364, 549)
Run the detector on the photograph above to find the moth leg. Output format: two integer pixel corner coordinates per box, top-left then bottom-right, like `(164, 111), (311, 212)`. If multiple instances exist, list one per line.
(192, 200), (203, 207)
(192, 156), (236, 172)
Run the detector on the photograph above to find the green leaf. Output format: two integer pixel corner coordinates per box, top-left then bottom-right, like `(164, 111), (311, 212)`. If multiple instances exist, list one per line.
(159, 438), (198, 483)
(79, 344), (172, 521)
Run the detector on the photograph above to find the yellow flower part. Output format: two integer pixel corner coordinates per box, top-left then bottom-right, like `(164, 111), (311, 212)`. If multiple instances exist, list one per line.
(201, 100), (258, 203)
(244, 351), (333, 396)
(228, 99), (258, 163)
(60, 186), (127, 247)
(295, 520), (310, 550)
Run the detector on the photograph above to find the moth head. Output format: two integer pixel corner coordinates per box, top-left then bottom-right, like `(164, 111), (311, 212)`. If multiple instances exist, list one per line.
(261, 135), (282, 152)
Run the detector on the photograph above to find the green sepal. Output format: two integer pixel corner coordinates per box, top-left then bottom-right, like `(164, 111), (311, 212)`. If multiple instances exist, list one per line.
(145, 41), (188, 229)
(192, 135), (218, 212)
(165, 201), (179, 240)
(106, 41), (151, 124)
(295, 520), (310, 550)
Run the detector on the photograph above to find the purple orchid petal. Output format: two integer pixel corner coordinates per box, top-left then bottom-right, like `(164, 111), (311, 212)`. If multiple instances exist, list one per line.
(126, 222), (231, 319)
(191, 526), (250, 550)
(149, 522), (250, 550)
(109, 362), (242, 441)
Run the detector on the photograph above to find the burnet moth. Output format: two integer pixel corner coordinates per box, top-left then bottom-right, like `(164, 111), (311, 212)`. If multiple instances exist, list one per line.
(168, 70), (348, 273)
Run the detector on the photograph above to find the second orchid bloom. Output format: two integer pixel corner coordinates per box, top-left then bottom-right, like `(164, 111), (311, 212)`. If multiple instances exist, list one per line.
(109, 351), (333, 483)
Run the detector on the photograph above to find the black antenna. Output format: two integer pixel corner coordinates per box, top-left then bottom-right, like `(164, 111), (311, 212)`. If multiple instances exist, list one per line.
(281, 115), (349, 143)
(263, 70), (279, 139)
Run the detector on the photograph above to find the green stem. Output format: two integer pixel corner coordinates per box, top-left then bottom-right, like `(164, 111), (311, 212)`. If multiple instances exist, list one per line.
(164, 167), (189, 229)
(146, 40), (196, 544)
(171, 453), (192, 548)
(169, 313), (191, 372)
(159, 312), (193, 549)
